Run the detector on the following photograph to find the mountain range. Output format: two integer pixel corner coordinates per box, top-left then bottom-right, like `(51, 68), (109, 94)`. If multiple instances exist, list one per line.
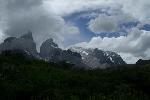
(0, 32), (126, 68)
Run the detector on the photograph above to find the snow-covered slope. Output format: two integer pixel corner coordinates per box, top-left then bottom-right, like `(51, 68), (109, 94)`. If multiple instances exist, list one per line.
(70, 47), (126, 68)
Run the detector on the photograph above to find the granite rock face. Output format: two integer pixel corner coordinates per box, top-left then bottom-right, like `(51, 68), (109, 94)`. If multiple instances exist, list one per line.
(40, 39), (86, 67)
(40, 38), (61, 61)
(0, 31), (39, 58)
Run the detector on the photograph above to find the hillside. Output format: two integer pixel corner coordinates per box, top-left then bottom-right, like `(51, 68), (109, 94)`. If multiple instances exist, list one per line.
(0, 52), (150, 100)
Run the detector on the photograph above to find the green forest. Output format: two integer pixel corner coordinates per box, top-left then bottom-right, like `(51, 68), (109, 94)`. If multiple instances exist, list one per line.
(0, 52), (150, 100)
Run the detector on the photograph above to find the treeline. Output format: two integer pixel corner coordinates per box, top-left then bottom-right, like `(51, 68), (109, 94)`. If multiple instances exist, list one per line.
(0, 52), (150, 100)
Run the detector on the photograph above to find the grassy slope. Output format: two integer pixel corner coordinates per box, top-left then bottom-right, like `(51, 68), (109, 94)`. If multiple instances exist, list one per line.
(0, 53), (150, 100)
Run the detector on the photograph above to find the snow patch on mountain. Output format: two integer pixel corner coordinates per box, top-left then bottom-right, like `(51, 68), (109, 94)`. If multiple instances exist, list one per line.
(70, 46), (126, 68)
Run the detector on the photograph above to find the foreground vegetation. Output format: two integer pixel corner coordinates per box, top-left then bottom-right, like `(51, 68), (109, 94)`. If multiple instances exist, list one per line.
(0, 52), (150, 100)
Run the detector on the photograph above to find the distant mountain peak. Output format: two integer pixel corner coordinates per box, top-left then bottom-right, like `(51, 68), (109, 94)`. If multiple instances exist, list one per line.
(70, 46), (126, 68)
(40, 38), (60, 59)
(4, 37), (17, 43)
(0, 31), (39, 58)
(20, 31), (33, 40)
(40, 38), (86, 67)
(136, 59), (150, 65)
(44, 38), (58, 48)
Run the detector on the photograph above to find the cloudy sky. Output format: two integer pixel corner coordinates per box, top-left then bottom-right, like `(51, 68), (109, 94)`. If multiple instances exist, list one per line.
(0, 0), (150, 63)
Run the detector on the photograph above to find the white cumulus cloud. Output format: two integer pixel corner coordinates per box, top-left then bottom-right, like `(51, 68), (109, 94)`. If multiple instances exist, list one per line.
(73, 28), (150, 64)
(88, 14), (118, 33)
(88, 11), (136, 34)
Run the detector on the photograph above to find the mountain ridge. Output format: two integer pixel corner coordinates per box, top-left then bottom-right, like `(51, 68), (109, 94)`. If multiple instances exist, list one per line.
(0, 32), (126, 68)
(70, 47), (126, 68)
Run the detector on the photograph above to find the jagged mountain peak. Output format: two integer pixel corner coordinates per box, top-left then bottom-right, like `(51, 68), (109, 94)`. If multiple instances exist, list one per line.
(40, 38), (61, 59)
(39, 39), (86, 67)
(4, 37), (17, 43)
(42, 38), (58, 48)
(136, 59), (150, 65)
(0, 31), (39, 58)
(70, 46), (126, 68)
(20, 31), (33, 40)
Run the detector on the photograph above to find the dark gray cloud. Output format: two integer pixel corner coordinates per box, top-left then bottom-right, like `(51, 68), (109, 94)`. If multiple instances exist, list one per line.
(6, 0), (42, 11)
